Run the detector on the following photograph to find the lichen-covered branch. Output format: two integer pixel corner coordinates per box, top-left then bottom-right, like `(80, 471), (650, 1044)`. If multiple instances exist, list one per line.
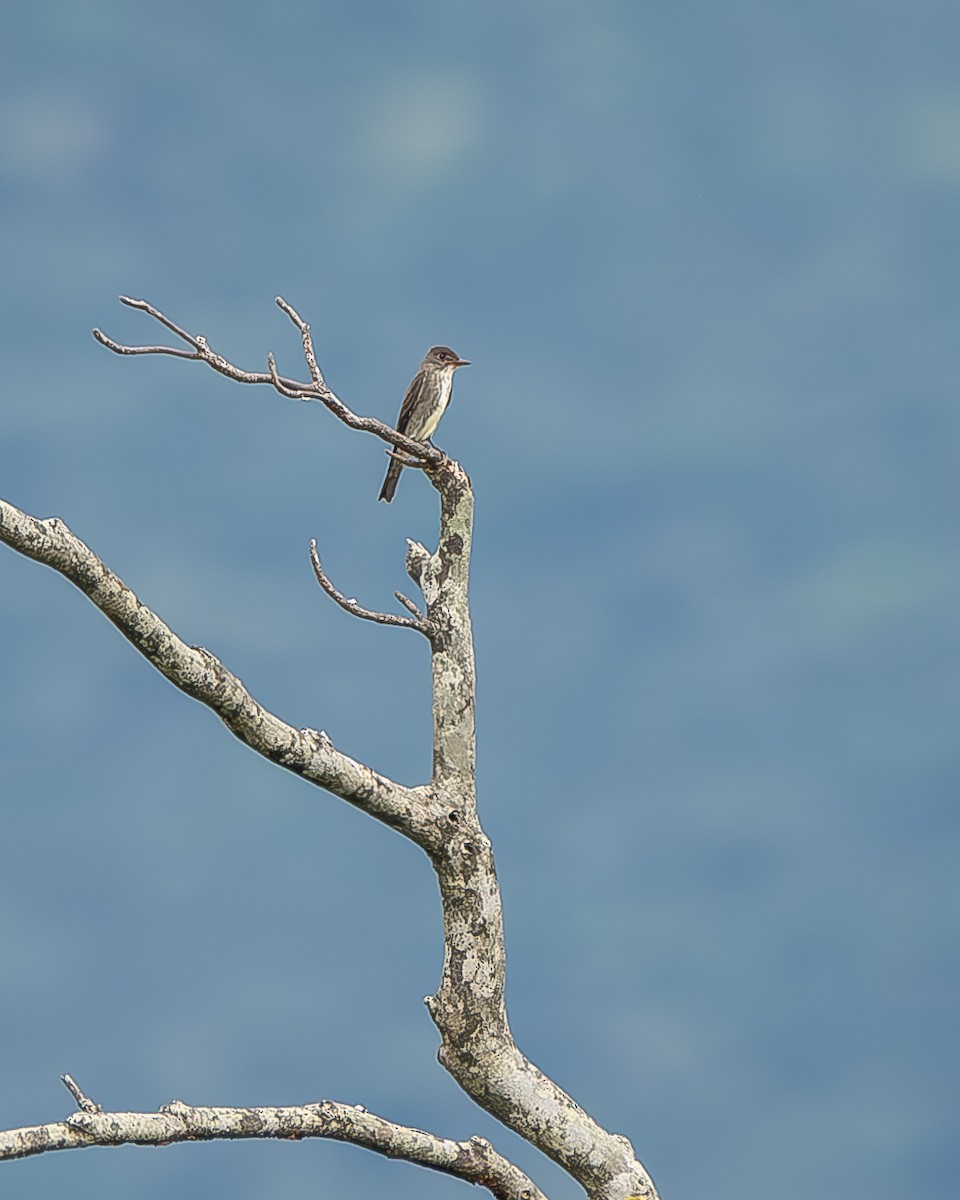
(414, 462), (660, 1200)
(0, 1080), (545, 1200)
(0, 497), (430, 837)
(0, 297), (661, 1200)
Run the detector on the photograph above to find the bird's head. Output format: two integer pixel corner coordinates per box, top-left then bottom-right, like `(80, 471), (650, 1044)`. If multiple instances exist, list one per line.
(425, 346), (470, 370)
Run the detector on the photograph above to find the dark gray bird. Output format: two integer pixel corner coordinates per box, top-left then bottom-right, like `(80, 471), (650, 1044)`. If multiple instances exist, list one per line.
(378, 345), (470, 502)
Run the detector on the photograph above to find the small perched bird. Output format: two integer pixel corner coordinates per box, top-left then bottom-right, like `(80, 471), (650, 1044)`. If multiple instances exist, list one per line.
(378, 345), (470, 503)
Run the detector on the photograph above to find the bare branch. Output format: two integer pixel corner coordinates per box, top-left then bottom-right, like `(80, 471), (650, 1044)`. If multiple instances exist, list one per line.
(59, 1075), (100, 1115)
(387, 454), (662, 1200)
(395, 591), (425, 620)
(309, 540), (433, 636)
(0, 497), (439, 840)
(267, 351), (310, 399)
(93, 296), (315, 394)
(274, 295), (329, 393)
(92, 327), (201, 361)
(35, 296), (664, 1200)
(0, 1088), (545, 1200)
(118, 294), (207, 347)
(93, 295), (446, 466)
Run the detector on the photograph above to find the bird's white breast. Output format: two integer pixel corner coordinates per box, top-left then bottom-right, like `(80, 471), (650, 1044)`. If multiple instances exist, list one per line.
(420, 373), (453, 439)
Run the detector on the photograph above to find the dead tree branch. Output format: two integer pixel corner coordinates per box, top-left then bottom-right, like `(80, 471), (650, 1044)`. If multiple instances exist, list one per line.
(0, 1079), (545, 1200)
(92, 294), (441, 468)
(309, 538), (433, 636)
(0, 297), (661, 1200)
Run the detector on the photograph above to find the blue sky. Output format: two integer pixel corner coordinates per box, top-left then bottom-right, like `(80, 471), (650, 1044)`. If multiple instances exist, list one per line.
(1, 4), (958, 1199)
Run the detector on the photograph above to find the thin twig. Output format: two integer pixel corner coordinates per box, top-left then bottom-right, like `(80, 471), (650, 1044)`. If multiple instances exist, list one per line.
(60, 1075), (101, 1115)
(93, 296), (445, 465)
(266, 352), (310, 400)
(309, 541), (432, 636)
(395, 592), (425, 620)
(93, 296), (314, 395)
(0, 500), (410, 819)
(92, 329), (201, 361)
(275, 296), (329, 393)
(119, 295), (205, 347)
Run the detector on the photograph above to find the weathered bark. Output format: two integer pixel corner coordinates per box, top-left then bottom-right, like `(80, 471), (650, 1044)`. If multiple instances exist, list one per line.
(0, 297), (660, 1200)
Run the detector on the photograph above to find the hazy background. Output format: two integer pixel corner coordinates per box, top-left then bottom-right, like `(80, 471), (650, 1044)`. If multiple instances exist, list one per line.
(1, 3), (957, 1198)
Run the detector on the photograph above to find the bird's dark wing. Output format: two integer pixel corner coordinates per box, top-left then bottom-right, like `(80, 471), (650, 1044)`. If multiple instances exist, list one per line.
(395, 371), (429, 437)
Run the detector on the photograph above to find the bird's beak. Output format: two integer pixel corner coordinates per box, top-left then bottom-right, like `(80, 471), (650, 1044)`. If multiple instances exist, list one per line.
(454, 358), (470, 368)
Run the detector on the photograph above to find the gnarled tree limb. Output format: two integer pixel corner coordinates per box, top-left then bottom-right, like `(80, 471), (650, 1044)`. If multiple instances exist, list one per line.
(0, 297), (660, 1200)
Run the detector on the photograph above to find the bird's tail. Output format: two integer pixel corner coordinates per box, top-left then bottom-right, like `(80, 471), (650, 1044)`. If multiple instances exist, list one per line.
(378, 458), (403, 503)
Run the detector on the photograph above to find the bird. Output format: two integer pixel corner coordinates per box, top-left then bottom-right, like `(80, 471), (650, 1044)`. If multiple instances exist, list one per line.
(378, 345), (470, 502)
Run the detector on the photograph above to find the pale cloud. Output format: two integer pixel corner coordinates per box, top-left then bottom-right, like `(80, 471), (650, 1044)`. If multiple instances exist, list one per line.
(0, 87), (107, 187)
(356, 71), (488, 189)
(899, 89), (960, 183)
